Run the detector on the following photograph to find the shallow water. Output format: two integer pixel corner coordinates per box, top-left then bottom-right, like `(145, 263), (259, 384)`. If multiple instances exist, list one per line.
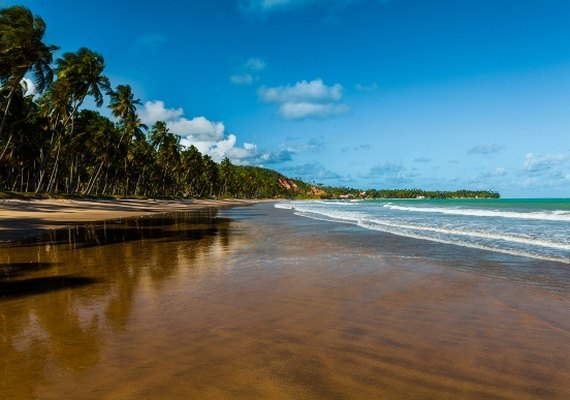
(1, 203), (570, 399)
(276, 198), (570, 263)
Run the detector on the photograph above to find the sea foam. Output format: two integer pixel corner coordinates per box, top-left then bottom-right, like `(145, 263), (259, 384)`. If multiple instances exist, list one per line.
(275, 200), (570, 264)
(382, 203), (570, 222)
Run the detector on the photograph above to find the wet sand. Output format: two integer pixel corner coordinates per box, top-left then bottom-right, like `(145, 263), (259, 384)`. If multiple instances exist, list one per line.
(1, 203), (570, 399)
(0, 198), (260, 242)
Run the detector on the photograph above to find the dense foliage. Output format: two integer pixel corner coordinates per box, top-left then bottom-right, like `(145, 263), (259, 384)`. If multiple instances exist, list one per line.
(318, 186), (499, 199)
(0, 6), (305, 199)
(364, 188), (500, 199)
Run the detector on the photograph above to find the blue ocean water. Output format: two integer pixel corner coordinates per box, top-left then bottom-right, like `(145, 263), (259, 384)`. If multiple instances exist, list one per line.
(275, 198), (570, 264)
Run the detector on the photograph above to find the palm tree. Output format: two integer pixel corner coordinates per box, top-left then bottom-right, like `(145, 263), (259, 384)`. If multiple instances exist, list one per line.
(0, 83), (48, 191)
(218, 157), (234, 197)
(54, 47), (110, 113)
(200, 155), (219, 197)
(108, 84), (145, 142)
(179, 145), (205, 197)
(107, 84), (146, 193)
(0, 5), (57, 157)
(128, 136), (156, 195)
(108, 84), (141, 123)
(42, 47), (111, 192)
(149, 121), (181, 194)
(77, 111), (120, 194)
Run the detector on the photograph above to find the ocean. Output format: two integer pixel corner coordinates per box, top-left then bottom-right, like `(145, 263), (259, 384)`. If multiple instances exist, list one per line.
(275, 198), (570, 265)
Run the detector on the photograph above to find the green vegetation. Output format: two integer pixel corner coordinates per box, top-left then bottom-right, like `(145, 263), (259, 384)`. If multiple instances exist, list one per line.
(317, 186), (499, 200)
(364, 188), (499, 199)
(0, 5), (306, 199)
(0, 5), (499, 201)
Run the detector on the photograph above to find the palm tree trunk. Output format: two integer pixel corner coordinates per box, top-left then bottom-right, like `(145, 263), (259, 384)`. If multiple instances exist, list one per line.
(25, 168), (30, 192)
(84, 159), (105, 195)
(46, 140), (61, 192)
(19, 168), (24, 192)
(0, 85), (18, 160)
(135, 166), (145, 195)
(102, 170), (110, 194)
(0, 83), (18, 137)
(68, 156), (74, 194)
(35, 169), (45, 193)
(0, 132), (13, 161)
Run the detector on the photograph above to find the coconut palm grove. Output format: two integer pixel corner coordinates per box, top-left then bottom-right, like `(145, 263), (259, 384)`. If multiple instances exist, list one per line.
(0, 5), (314, 198)
(0, 5), (497, 200)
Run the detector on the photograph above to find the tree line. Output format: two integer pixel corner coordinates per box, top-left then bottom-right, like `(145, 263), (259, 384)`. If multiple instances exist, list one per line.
(363, 188), (500, 199)
(319, 186), (500, 199)
(0, 5), (306, 199)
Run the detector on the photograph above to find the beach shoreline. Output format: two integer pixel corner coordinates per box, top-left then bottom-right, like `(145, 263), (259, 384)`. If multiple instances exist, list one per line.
(0, 198), (269, 243)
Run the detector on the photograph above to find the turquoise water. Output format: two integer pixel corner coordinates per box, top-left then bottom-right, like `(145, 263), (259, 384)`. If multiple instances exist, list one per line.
(275, 198), (570, 264)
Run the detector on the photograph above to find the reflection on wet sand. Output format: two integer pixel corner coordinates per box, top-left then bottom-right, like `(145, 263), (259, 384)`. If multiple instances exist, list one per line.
(1, 204), (570, 399)
(0, 210), (232, 399)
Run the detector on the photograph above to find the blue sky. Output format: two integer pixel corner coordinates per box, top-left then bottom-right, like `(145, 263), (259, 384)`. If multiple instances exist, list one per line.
(7, 0), (570, 197)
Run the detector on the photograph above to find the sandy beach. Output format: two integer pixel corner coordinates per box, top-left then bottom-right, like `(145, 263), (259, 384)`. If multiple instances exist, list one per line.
(2, 202), (570, 399)
(0, 198), (261, 242)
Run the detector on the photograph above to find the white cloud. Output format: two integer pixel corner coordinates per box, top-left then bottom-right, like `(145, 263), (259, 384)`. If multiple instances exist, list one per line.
(230, 73), (254, 85)
(208, 135), (260, 162)
(140, 100), (293, 165)
(241, 0), (315, 14)
(513, 153), (570, 191)
(279, 102), (348, 120)
(467, 143), (505, 155)
(169, 116), (225, 142)
(355, 82), (378, 93)
(524, 153), (567, 173)
(245, 57), (266, 71)
(258, 79), (342, 103)
(140, 101), (226, 142)
(240, 0), (369, 15)
(229, 57), (266, 85)
(258, 78), (348, 120)
(140, 100), (183, 124)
